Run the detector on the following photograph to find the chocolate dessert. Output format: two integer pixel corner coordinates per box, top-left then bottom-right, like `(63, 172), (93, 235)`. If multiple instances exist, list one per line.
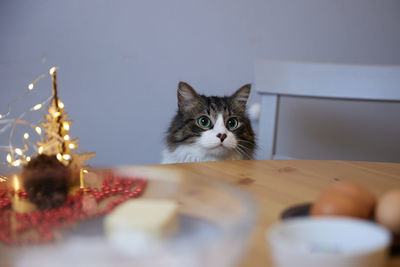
(21, 154), (70, 210)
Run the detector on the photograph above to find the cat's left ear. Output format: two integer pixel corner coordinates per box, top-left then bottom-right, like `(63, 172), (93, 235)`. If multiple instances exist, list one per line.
(231, 84), (251, 109)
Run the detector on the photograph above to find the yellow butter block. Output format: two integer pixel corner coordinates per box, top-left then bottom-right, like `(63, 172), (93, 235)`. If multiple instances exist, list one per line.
(104, 199), (179, 240)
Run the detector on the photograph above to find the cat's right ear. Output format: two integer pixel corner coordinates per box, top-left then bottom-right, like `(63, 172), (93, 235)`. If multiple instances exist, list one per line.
(178, 82), (198, 112)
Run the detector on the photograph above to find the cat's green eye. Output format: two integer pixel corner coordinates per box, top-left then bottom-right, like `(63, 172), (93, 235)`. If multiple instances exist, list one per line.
(226, 118), (239, 130)
(197, 116), (211, 129)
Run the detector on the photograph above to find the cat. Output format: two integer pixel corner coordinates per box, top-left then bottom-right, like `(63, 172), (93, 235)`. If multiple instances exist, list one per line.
(161, 82), (256, 163)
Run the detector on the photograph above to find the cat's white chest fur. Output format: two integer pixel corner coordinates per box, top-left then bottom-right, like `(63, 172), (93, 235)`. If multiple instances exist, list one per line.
(161, 144), (242, 164)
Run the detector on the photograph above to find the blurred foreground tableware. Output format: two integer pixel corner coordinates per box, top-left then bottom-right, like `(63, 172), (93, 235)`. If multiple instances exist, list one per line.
(0, 166), (257, 267)
(267, 217), (391, 267)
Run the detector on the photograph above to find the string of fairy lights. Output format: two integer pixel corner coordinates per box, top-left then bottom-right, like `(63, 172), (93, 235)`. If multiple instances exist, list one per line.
(0, 68), (57, 169)
(0, 67), (94, 179)
(0, 72), (49, 121)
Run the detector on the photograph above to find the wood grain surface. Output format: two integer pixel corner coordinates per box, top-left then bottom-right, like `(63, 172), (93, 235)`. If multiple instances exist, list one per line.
(131, 160), (400, 267)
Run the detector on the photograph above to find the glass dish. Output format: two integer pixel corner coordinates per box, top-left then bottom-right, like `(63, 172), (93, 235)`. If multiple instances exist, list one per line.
(0, 166), (257, 267)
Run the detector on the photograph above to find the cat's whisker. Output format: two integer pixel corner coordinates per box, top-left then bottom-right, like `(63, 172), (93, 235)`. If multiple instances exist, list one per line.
(235, 145), (253, 160)
(237, 139), (258, 149)
(237, 140), (257, 150)
(236, 147), (252, 160)
(236, 139), (255, 145)
(237, 138), (260, 152)
(238, 145), (254, 158)
(237, 143), (252, 152)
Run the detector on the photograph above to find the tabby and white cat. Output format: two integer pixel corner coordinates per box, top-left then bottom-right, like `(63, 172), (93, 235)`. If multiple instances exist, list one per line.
(161, 82), (256, 163)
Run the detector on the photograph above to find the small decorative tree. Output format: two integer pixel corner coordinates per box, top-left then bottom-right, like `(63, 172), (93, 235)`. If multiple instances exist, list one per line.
(35, 68), (95, 170)
(1, 67), (95, 174)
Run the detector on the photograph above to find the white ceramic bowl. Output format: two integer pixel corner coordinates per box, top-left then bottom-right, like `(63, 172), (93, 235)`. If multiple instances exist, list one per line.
(267, 217), (392, 267)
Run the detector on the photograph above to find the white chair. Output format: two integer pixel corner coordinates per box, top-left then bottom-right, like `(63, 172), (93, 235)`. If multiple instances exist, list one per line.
(255, 59), (400, 160)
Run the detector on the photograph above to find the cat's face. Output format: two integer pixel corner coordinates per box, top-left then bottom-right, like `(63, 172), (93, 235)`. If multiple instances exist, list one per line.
(196, 113), (240, 157)
(166, 82), (255, 161)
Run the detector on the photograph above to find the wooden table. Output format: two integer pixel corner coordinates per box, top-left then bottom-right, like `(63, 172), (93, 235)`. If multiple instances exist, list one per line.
(132, 160), (400, 267)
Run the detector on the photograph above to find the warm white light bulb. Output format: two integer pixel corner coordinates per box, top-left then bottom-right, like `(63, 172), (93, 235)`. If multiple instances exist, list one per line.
(28, 83), (34, 90)
(15, 148), (23, 156)
(13, 160), (21, 167)
(6, 154), (11, 163)
(63, 122), (70, 131)
(62, 154), (71, 160)
(53, 111), (61, 117)
(38, 146), (44, 154)
(56, 153), (62, 161)
(24, 133), (29, 139)
(0, 114), (3, 119)
(49, 67), (56, 75)
(63, 135), (70, 141)
(83, 169), (88, 173)
(69, 143), (75, 149)
(35, 127), (42, 135)
(26, 156), (31, 162)
(58, 101), (64, 109)
(33, 104), (42, 111)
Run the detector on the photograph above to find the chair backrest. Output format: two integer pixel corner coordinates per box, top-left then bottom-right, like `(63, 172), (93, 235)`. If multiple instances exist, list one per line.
(255, 59), (400, 160)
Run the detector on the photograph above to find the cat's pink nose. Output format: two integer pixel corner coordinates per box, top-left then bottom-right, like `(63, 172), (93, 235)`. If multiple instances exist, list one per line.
(217, 133), (227, 142)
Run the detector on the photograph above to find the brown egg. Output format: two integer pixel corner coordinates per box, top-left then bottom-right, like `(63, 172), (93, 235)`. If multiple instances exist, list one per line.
(375, 189), (400, 234)
(310, 182), (376, 219)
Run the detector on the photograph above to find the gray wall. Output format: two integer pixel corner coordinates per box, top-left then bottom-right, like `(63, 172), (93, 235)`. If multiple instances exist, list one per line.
(1, 0), (400, 169)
